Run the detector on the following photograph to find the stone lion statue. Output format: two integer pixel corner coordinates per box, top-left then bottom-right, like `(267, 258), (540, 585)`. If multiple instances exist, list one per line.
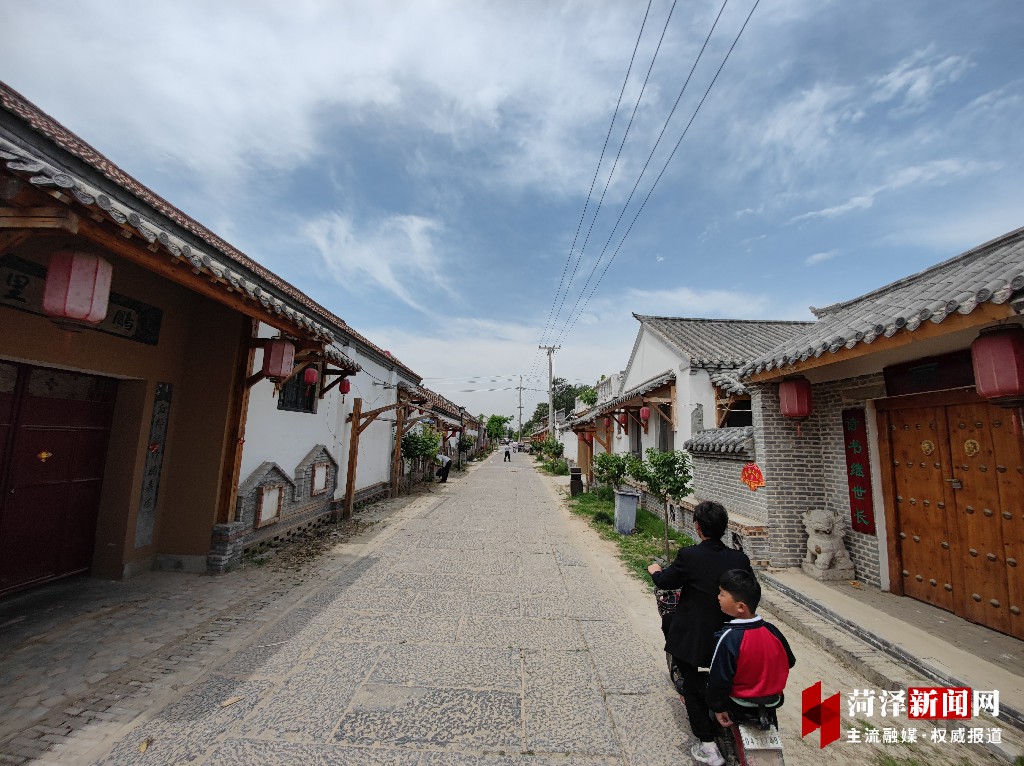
(802, 509), (854, 575)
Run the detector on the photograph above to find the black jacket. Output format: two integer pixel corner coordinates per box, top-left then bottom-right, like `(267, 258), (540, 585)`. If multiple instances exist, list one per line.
(651, 539), (752, 667)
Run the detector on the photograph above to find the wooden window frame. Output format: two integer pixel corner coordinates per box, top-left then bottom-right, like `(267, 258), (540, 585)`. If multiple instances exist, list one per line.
(311, 462), (330, 496)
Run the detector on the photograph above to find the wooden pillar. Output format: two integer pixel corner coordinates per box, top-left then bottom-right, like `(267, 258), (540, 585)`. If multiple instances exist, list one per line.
(343, 397), (362, 519)
(216, 318), (258, 524)
(391, 404), (405, 499)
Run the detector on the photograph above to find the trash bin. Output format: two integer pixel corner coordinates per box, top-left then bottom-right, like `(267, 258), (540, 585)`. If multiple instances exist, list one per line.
(613, 489), (640, 534)
(569, 466), (583, 496)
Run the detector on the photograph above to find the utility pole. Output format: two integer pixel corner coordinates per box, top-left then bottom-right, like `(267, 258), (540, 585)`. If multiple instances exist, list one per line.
(517, 374), (523, 440)
(538, 345), (560, 437)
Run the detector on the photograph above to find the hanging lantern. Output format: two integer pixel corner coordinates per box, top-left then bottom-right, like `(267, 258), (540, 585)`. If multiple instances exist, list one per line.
(971, 326), (1024, 405)
(603, 417), (612, 428)
(262, 339), (295, 379)
(42, 250), (113, 326)
(339, 378), (351, 394)
(779, 377), (812, 436)
(779, 378), (812, 418)
(583, 432), (593, 443)
(303, 366), (319, 396)
(640, 406), (651, 421)
(617, 413), (628, 426)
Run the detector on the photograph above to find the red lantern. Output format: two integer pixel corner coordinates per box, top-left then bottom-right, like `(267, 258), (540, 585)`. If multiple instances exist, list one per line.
(584, 432), (593, 443)
(603, 417), (611, 428)
(42, 250), (112, 325)
(779, 378), (812, 418)
(262, 339), (295, 379)
(617, 413), (628, 426)
(972, 326), (1024, 405)
(639, 406), (651, 421)
(339, 378), (351, 394)
(303, 367), (319, 386)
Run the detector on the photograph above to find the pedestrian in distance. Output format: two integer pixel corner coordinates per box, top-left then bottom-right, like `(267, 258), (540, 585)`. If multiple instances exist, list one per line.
(435, 453), (452, 482)
(503, 442), (511, 462)
(647, 500), (753, 766)
(706, 568), (795, 728)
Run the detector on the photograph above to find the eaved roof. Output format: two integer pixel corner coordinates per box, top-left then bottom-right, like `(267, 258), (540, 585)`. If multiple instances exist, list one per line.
(740, 226), (1024, 379)
(565, 370), (675, 427)
(0, 81), (417, 380)
(684, 426), (754, 457)
(634, 315), (815, 369)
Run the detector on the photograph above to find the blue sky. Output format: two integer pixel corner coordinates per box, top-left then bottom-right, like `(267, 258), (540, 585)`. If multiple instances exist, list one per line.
(4, 0), (1023, 420)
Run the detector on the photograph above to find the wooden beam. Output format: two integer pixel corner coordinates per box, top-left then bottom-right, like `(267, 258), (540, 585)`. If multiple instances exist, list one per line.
(342, 397), (363, 519)
(217, 318), (257, 524)
(391, 403), (405, 499)
(0, 230), (30, 256)
(650, 404), (672, 425)
(0, 207), (79, 232)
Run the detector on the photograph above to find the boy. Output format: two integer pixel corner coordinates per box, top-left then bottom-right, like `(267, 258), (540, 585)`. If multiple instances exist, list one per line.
(706, 569), (796, 731)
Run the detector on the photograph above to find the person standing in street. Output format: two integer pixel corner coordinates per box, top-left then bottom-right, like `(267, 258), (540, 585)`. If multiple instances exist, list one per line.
(435, 453), (452, 482)
(503, 442), (512, 462)
(647, 500), (753, 766)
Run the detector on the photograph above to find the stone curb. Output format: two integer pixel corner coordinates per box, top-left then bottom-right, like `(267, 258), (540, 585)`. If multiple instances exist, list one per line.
(759, 572), (1024, 764)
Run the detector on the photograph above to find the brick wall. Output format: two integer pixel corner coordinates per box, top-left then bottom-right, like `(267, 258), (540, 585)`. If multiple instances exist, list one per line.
(690, 454), (767, 523)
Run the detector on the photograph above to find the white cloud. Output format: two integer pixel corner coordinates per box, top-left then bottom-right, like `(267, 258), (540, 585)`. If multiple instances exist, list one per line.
(872, 48), (972, 116)
(304, 211), (450, 312)
(804, 250), (838, 266)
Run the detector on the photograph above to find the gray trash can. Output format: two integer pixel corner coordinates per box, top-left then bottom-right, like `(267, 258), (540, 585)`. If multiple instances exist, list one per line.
(613, 489), (640, 534)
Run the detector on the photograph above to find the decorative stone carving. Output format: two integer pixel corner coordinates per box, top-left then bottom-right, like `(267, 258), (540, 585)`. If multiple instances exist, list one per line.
(801, 509), (855, 581)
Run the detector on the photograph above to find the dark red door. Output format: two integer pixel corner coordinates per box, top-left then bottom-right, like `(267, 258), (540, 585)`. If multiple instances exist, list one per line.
(0, 363), (117, 596)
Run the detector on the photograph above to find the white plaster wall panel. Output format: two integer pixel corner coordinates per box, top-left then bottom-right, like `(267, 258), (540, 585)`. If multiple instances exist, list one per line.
(622, 329), (677, 390)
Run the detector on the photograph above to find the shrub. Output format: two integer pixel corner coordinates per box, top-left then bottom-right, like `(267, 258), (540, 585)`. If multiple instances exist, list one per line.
(548, 458), (569, 475)
(593, 509), (614, 526)
(593, 452), (629, 489)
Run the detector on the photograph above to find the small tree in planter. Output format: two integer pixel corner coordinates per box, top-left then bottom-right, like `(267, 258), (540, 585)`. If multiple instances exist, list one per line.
(593, 452), (640, 534)
(628, 448), (692, 558)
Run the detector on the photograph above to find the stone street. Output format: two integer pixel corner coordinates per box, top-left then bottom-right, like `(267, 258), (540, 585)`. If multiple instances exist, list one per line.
(2, 451), (1018, 766)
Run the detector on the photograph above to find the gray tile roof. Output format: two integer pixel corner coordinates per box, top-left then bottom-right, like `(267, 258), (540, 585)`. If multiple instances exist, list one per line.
(635, 315), (815, 369)
(684, 426), (754, 456)
(739, 226), (1024, 378)
(708, 370), (747, 396)
(565, 370), (675, 427)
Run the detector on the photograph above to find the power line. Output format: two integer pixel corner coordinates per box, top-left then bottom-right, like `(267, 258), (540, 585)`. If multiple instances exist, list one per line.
(558, 0), (762, 344)
(528, 0), (656, 383)
(551, 0), (733, 345)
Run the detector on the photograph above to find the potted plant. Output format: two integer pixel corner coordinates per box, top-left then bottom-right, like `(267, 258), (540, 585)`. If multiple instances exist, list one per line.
(593, 452), (640, 534)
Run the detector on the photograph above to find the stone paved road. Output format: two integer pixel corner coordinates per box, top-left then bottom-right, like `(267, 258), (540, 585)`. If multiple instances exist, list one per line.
(1, 452), (689, 766)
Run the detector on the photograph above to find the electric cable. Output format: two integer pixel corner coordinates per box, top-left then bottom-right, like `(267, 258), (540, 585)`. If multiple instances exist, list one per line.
(552, 0), (733, 345)
(558, 0), (761, 344)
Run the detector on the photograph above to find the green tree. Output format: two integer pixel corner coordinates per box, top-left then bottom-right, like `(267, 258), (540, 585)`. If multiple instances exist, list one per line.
(529, 377), (587, 425)
(628, 448), (692, 559)
(593, 452), (630, 490)
(486, 414), (513, 440)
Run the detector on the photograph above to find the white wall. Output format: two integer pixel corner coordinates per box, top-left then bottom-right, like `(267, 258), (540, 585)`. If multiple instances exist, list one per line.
(622, 328), (678, 390)
(241, 323), (407, 499)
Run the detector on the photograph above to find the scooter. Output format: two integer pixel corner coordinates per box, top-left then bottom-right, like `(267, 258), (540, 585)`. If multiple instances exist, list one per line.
(715, 695), (786, 766)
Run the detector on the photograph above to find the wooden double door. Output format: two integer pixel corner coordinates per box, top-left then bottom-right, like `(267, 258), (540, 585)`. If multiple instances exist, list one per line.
(883, 395), (1024, 639)
(0, 361), (117, 596)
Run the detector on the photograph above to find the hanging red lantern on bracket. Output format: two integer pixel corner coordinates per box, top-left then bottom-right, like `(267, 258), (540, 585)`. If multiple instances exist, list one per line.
(339, 378), (351, 394)
(779, 377), (812, 436)
(262, 339), (295, 379)
(617, 412), (628, 426)
(603, 417), (612, 428)
(42, 250), (113, 327)
(303, 366), (319, 396)
(583, 432), (593, 443)
(639, 406), (651, 421)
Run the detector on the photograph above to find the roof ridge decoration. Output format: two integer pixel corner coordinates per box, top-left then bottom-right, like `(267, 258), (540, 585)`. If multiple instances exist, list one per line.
(740, 225), (1024, 379)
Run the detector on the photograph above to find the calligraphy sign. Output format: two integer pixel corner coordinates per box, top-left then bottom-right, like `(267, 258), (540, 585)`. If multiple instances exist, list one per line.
(1, 254), (162, 345)
(842, 407), (876, 534)
(135, 382), (172, 548)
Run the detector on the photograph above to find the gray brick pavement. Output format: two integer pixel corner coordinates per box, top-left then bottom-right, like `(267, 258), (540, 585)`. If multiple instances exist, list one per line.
(1, 455), (689, 765)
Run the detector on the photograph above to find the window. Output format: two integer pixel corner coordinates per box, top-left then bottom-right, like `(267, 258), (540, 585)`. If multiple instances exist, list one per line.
(657, 406), (674, 451)
(257, 484), (284, 527)
(277, 373), (317, 414)
(311, 463), (329, 495)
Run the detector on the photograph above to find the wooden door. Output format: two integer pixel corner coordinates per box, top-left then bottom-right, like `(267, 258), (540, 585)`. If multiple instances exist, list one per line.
(946, 403), (1023, 639)
(0, 364), (117, 596)
(888, 407), (958, 611)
